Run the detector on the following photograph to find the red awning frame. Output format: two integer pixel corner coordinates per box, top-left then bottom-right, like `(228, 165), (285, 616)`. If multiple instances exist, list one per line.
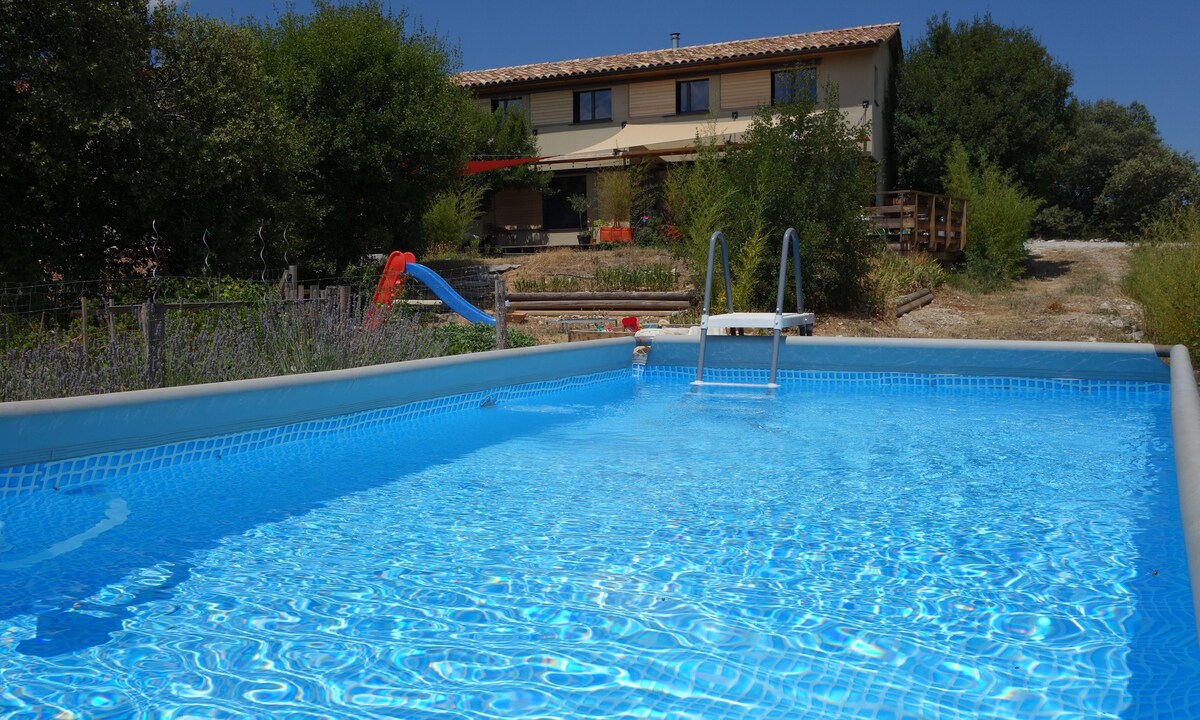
(462, 158), (543, 175)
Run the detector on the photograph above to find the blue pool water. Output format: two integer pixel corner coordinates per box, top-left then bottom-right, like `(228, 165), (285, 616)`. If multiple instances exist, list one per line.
(0, 369), (1197, 718)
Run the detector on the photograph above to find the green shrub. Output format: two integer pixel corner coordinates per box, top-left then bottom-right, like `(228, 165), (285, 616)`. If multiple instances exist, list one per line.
(434, 322), (536, 355)
(727, 84), (879, 311)
(593, 265), (677, 291)
(1031, 205), (1086, 239)
(594, 169), (638, 225)
(944, 140), (1040, 282)
(511, 276), (583, 293)
(421, 183), (487, 255)
(1125, 205), (1200, 361)
(664, 128), (735, 293)
(869, 250), (948, 313)
(511, 264), (677, 293)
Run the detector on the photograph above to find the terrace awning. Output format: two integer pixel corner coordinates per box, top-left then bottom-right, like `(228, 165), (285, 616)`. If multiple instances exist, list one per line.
(538, 117), (754, 167)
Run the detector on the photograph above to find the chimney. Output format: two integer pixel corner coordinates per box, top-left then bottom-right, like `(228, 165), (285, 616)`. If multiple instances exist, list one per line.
(670, 32), (680, 49)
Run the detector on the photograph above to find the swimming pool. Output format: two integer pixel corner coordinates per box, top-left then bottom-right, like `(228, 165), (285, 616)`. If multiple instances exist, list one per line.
(2, 337), (1199, 718)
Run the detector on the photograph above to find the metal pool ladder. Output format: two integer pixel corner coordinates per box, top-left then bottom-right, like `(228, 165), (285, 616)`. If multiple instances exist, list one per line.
(693, 228), (815, 389)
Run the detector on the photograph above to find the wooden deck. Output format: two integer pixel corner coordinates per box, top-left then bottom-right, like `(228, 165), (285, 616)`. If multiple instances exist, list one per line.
(866, 190), (968, 257)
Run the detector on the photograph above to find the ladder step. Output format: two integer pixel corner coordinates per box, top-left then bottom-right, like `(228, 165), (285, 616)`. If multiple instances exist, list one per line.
(690, 381), (780, 389)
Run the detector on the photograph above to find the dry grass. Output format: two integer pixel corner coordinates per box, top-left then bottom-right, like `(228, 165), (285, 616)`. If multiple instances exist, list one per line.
(489, 241), (1142, 346)
(491, 247), (686, 290)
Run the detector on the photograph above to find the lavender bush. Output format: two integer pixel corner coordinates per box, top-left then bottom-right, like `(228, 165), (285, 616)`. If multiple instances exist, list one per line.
(1, 300), (447, 402)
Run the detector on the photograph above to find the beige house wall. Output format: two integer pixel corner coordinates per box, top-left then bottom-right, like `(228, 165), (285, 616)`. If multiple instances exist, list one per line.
(470, 36), (898, 247)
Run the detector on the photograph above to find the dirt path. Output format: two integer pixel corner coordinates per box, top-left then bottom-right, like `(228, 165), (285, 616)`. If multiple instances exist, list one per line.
(819, 241), (1143, 343)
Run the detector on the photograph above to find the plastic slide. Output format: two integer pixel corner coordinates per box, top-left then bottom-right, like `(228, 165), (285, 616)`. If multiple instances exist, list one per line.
(406, 263), (495, 326)
(370, 251), (495, 326)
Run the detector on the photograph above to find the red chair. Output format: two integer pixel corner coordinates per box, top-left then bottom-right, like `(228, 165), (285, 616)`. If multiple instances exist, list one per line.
(620, 316), (640, 332)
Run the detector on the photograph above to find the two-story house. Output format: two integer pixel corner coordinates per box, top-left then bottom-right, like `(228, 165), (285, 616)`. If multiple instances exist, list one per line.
(456, 23), (901, 250)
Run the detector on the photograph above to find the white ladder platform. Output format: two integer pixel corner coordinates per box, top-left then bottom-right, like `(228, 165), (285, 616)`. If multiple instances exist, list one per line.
(689, 380), (781, 389)
(704, 312), (815, 330)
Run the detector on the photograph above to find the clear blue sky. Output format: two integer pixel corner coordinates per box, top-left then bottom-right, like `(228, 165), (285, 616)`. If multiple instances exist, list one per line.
(186, 0), (1199, 160)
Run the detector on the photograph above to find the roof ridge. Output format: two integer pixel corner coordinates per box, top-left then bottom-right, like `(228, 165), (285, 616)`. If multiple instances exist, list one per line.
(456, 23), (900, 87)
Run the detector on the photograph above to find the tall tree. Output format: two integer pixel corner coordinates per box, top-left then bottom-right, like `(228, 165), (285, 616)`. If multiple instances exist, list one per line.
(894, 13), (1074, 199)
(1053, 101), (1158, 215)
(260, 0), (481, 273)
(1096, 146), (1200, 240)
(146, 8), (310, 276)
(1037, 99), (1199, 239)
(0, 0), (155, 282)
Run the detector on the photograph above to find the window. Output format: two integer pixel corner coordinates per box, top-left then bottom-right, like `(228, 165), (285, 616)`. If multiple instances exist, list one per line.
(772, 68), (817, 104)
(676, 79), (709, 114)
(491, 97), (524, 114)
(573, 89), (612, 123)
(543, 175), (587, 230)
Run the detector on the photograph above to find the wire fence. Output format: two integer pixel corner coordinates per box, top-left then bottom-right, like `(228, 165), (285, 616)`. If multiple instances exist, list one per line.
(0, 261), (500, 337)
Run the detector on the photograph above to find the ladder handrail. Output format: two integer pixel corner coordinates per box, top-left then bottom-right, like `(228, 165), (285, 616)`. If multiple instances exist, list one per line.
(775, 227), (804, 317)
(700, 231), (735, 319)
(695, 231), (733, 384)
(695, 227), (812, 387)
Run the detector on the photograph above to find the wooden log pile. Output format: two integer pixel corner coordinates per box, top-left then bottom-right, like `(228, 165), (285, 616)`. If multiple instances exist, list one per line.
(505, 291), (691, 313)
(894, 288), (933, 318)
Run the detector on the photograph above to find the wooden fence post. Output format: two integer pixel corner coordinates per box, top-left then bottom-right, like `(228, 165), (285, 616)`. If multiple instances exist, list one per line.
(494, 275), (508, 350)
(338, 286), (351, 318)
(287, 265), (299, 301)
(80, 297), (89, 354)
(107, 299), (117, 346)
(140, 301), (166, 388)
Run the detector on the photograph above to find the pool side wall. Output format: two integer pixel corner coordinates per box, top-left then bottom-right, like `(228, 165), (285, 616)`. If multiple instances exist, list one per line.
(1170, 345), (1200, 650)
(0, 338), (636, 469)
(646, 335), (1171, 382)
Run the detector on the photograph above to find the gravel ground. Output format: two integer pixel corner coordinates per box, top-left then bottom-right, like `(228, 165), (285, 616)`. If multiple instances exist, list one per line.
(820, 241), (1143, 343)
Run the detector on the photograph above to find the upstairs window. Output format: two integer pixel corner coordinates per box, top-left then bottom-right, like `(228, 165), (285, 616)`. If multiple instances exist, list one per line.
(491, 97), (524, 114)
(574, 89), (612, 123)
(772, 69), (817, 104)
(676, 79), (709, 114)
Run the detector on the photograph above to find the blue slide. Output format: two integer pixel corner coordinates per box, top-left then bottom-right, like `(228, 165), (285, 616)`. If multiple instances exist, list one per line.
(405, 263), (496, 326)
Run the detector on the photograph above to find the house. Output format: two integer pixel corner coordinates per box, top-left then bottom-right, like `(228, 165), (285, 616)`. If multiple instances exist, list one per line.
(456, 23), (901, 251)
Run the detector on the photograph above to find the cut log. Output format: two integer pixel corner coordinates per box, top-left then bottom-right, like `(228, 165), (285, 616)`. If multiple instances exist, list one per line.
(507, 300), (689, 311)
(506, 291), (691, 302)
(895, 288), (932, 306)
(895, 292), (934, 317)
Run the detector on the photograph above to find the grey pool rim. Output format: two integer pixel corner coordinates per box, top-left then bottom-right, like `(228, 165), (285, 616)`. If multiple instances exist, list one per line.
(2, 335), (1198, 650)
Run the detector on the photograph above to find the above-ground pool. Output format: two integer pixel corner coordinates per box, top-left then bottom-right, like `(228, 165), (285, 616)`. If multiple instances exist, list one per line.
(1, 338), (1198, 718)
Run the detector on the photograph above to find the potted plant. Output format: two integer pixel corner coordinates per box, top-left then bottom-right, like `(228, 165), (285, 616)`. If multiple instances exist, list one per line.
(595, 170), (636, 243)
(567, 193), (591, 245)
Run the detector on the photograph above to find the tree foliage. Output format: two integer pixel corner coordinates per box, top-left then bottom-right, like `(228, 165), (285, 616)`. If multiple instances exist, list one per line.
(666, 85), (877, 312)
(0, 0), (532, 284)
(146, 8), (310, 276)
(726, 84), (878, 310)
(1095, 146), (1200, 240)
(895, 13), (1073, 198)
(260, 0), (482, 272)
(1038, 99), (1200, 239)
(0, 0), (156, 282)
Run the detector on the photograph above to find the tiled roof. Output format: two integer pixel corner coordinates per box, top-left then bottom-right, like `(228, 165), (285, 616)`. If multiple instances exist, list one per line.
(456, 23), (899, 88)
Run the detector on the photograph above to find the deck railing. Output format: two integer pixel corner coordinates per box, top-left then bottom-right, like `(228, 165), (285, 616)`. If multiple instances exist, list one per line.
(866, 190), (968, 255)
